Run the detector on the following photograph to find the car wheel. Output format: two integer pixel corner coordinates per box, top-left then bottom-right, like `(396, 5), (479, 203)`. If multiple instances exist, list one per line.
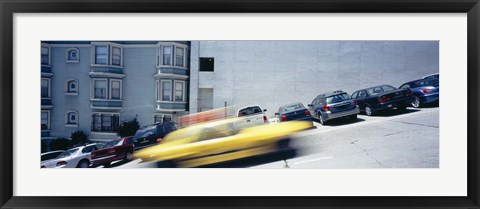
(318, 113), (326, 125)
(77, 160), (90, 168)
(124, 152), (133, 162)
(412, 96), (422, 108)
(365, 105), (374, 116)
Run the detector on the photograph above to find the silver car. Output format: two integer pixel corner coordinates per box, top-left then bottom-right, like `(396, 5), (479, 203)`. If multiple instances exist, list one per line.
(41, 144), (101, 168)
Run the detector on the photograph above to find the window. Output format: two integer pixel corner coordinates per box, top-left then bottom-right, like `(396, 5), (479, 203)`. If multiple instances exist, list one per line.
(66, 111), (78, 126)
(95, 46), (108, 65)
(93, 79), (107, 99)
(161, 81), (172, 101)
(110, 80), (121, 99)
(174, 81), (184, 101)
(66, 48), (79, 62)
(66, 80), (78, 94)
(41, 46), (49, 65)
(381, 85), (396, 92)
(351, 92), (358, 99)
(112, 47), (121, 66)
(162, 46), (172, 65)
(41, 78), (50, 98)
(175, 47), (184, 67)
(200, 58), (214, 72)
(91, 113), (119, 132)
(41, 110), (50, 130)
(154, 114), (172, 123)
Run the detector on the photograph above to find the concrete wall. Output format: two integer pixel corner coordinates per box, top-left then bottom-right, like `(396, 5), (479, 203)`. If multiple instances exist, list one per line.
(190, 41), (439, 117)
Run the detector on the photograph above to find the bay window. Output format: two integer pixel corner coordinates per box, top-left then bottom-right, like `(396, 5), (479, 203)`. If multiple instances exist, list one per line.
(91, 113), (119, 132)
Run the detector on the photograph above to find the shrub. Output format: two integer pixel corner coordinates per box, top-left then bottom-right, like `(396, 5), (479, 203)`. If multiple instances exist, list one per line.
(117, 117), (140, 137)
(70, 131), (88, 147)
(49, 138), (70, 151)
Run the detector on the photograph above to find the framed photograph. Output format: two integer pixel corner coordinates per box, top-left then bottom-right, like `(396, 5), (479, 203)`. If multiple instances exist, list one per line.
(1, 0), (479, 208)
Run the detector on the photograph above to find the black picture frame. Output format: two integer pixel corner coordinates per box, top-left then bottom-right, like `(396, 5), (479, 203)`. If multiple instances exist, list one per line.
(1, 0), (479, 208)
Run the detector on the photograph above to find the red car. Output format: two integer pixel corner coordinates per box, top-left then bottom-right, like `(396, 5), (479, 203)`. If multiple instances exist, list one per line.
(91, 136), (135, 167)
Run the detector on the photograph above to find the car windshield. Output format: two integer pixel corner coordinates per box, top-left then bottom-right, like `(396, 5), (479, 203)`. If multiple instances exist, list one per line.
(412, 78), (439, 88)
(103, 140), (122, 149)
(326, 93), (351, 104)
(281, 103), (304, 113)
(56, 148), (78, 159)
(238, 106), (262, 117)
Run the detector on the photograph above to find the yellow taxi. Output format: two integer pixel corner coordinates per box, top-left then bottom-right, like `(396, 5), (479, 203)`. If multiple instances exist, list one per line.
(134, 117), (312, 167)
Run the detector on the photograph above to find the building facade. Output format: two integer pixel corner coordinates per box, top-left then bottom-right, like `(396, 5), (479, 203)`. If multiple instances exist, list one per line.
(189, 41), (439, 117)
(41, 41), (190, 151)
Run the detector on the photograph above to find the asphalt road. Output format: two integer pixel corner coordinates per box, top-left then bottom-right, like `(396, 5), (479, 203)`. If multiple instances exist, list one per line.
(110, 106), (439, 169)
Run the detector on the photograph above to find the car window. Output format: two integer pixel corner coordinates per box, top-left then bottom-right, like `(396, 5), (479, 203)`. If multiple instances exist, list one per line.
(413, 78), (439, 87)
(283, 103), (304, 112)
(357, 91), (367, 98)
(57, 149), (78, 158)
(82, 145), (97, 153)
(238, 106), (262, 117)
(367, 87), (383, 95)
(351, 92), (358, 99)
(399, 84), (410, 89)
(382, 85), (396, 92)
(125, 137), (134, 145)
(103, 140), (122, 149)
(326, 93), (351, 104)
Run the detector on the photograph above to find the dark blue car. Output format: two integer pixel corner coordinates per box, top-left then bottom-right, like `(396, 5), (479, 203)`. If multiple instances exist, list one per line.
(133, 122), (176, 148)
(307, 90), (360, 125)
(275, 102), (313, 124)
(399, 78), (439, 108)
(351, 85), (415, 116)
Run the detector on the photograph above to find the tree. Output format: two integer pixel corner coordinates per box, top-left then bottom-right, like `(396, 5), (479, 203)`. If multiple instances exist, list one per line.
(70, 131), (88, 147)
(117, 117), (140, 137)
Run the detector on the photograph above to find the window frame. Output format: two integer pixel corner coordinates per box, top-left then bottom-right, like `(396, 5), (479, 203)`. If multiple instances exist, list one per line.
(91, 78), (108, 100)
(65, 48), (80, 63)
(111, 46), (123, 66)
(41, 44), (51, 66)
(109, 79), (123, 100)
(91, 42), (123, 68)
(65, 110), (79, 127)
(174, 81), (186, 102)
(65, 79), (78, 95)
(153, 114), (173, 123)
(160, 80), (172, 101)
(41, 110), (50, 130)
(91, 113), (120, 133)
(41, 78), (51, 99)
(157, 42), (188, 68)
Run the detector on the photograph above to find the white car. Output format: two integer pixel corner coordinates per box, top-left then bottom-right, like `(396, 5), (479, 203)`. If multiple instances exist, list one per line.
(41, 144), (101, 168)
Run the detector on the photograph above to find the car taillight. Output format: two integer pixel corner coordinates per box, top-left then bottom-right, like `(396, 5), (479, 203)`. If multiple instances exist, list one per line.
(406, 91), (413, 96)
(156, 138), (163, 143)
(354, 99), (358, 105)
(281, 115), (287, 121)
(108, 149), (116, 154)
(56, 161), (67, 166)
(421, 89), (433, 94)
(378, 96), (390, 103)
(263, 115), (268, 123)
(323, 104), (330, 111)
(305, 110), (311, 116)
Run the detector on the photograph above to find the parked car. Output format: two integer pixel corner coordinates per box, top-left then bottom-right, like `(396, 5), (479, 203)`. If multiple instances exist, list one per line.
(399, 78), (439, 108)
(41, 150), (65, 163)
(41, 143), (101, 168)
(134, 117), (312, 168)
(307, 90), (359, 125)
(422, 73), (439, 80)
(133, 122), (177, 148)
(91, 136), (135, 167)
(275, 102), (313, 124)
(235, 105), (269, 129)
(351, 85), (415, 116)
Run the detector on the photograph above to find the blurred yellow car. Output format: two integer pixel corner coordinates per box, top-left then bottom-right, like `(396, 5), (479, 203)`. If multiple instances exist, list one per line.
(134, 118), (312, 167)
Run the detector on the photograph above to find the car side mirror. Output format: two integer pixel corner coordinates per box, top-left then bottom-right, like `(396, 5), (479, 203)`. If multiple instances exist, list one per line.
(274, 112), (279, 116)
(263, 109), (267, 112)
(307, 104), (312, 107)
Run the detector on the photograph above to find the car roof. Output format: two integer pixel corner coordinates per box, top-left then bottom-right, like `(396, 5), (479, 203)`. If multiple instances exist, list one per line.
(40, 150), (65, 155)
(355, 85), (393, 92)
(279, 102), (304, 108)
(401, 78), (438, 86)
(237, 105), (262, 110)
(316, 90), (346, 98)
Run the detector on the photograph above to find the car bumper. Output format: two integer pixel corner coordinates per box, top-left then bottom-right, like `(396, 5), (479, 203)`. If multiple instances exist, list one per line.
(421, 93), (439, 104)
(323, 106), (360, 121)
(375, 97), (416, 111)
